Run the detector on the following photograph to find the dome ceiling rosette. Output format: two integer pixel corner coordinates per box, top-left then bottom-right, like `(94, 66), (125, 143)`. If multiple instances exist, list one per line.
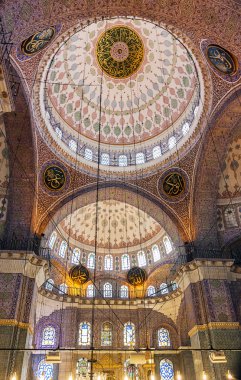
(34, 17), (205, 177)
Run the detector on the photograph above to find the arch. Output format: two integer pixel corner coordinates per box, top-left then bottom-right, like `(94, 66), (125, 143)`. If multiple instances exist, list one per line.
(120, 285), (129, 298)
(101, 153), (110, 165)
(119, 155), (128, 166)
(59, 241), (67, 258)
(48, 231), (57, 249)
(121, 254), (130, 270)
(160, 359), (174, 380)
(163, 236), (172, 254)
(158, 328), (171, 347)
(37, 359), (53, 380)
(101, 322), (112, 346)
(87, 252), (95, 269)
(79, 322), (91, 345)
(76, 358), (88, 376)
(104, 255), (113, 270)
(136, 152), (145, 164)
(152, 244), (161, 262)
(147, 285), (156, 297)
(153, 145), (162, 159)
(72, 248), (81, 264)
(137, 251), (146, 267)
(103, 282), (112, 298)
(86, 284), (95, 298)
(84, 148), (93, 161)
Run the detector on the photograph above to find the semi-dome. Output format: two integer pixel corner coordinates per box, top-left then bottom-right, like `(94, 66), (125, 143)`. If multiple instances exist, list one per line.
(34, 17), (204, 177)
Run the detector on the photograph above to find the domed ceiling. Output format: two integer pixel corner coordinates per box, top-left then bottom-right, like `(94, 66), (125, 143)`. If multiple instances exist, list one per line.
(57, 200), (166, 253)
(34, 17), (203, 176)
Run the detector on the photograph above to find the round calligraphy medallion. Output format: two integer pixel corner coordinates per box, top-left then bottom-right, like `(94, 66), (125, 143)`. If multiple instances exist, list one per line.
(96, 26), (144, 78)
(158, 168), (189, 203)
(43, 165), (66, 191)
(21, 27), (56, 56)
(69, 265), (89, 285)
(206, 45), (237, 75)
(127, 267), (147, 286)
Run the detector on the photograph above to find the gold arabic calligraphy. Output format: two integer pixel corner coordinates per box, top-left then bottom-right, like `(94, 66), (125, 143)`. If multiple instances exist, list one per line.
(163, 172), (185, 197)
(21, 27), (55, 56)
(207, 45), (236, 75)
(44, 166), (66, 191)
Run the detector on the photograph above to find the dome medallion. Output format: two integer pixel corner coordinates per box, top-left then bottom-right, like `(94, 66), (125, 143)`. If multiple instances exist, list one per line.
(96, 26), (144, 78)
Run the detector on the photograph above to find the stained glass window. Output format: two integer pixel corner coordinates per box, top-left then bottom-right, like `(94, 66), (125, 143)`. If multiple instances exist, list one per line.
(101, 153), (110, 165)
(37, 360), (53, 380)
(104, 255), (113, 270)
(163, 236), (172, 254)
(160, 359), (174, 380)
(160, 283), (168, 295)
(147, 285), (155, 297)
(120, 285), (129, 298)
(136, 152), (145, 164)
(69, 139), (77, 152)
(137, 251), (146, 267)
(87, 253), (95, 269)
(45, 279), (54, 291)
(153, 146), (162, 159)
(59, 241), (67, 258)
(79, 322), (91, 345)
(76, 358), (88, 376)
(119, 155), (128, 167)
(59, 283), (68, 294)
(72, 248), (80, 264)
(103, 282), (112, 298)
(86, 284), (95, 298)
(84, 148), (93, 161)
(101, 322), (112, 346)
(48, 232), (57, 249)
(168, 136), (176, 150)
(224, 206), (238, 228)
(158, 328), (171, 347)
(182, 122), (190, 136)
(124, 322), (135, 346)
(55, 126), (62, 139)
(152, 245), (161, 262)
(42, 326), (55, 346)
(121, 254), (130, 270)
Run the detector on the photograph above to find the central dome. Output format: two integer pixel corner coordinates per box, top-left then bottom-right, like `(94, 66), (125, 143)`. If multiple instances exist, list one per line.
(34, 17), (203, 176)
(96, 26), (144, 78)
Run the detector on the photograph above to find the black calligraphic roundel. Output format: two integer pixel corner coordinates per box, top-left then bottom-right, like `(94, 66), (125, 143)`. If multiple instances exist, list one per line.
(127, 267), (147, 286)
(163, 172), (185, 197)
(207, 45), (237, 75)
(69, 265), (89, 285)
(43, 165), (66, 191)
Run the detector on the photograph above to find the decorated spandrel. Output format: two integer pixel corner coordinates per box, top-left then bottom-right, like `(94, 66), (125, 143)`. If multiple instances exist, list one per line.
(43, 165), (66, 191)
(163, 172), (185, 197)
(96, 26), (144, 78)
(207, 45), (237, 75)
(21, 27), (56, 56)
(127, 267), (146, 286)
(69, 265), (89, 285)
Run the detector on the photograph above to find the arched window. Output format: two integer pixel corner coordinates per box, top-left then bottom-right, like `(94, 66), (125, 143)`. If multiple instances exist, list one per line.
(59, 283), (68, 294)
(121, 254), (130, 270)
(124, 322), (135, 346)
(224, 206), (238, 228)
(79, 322), (91, 345)
(153, 146), (162, 159)
(120, 285), (129, 298)
(45, 279), (54, 291)
(152, 245), (160, 262)
(42, 326), (55, 346)
(37, 360), (53, 380)
(104, 255), (113, 270)
(59, 241), (67, 258)
(137, 251), (146, 267)
(160, 283), (168, 295)
(87, 253), (95, 269)
(55, 126), (62, 139)
(101, 153), (110, 165)
(69, 139), (77, 152)
(168, 136), (176, 150)
(103, 282), (112, 298)
(86, 284), (95, 298)
(158, 328), (171, 347)
(72, 248), (80, 264)
(171, 281), (178, 291)
(147, 286), (156, 297)
(48, 231), (57, 249)
(163, 236), (172, 254)
(194, 105), (199, 116)
(182, 122), (190, 136)
(136, 152), (145, 164)
(76, 358), (88, 376)
(101, 322), (112, 346)
(160, 359), (174, 380)
(119, 155), (128, 167)
(84, 148), (93, 161)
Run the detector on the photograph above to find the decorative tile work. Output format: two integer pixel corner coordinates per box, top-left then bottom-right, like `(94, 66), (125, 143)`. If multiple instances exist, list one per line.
(0, 274), (21, 319)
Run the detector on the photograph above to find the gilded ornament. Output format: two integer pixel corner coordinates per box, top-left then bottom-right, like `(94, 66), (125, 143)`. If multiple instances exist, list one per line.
(43, 165), (66, 191)
(96, 26), (144, 78)
(127, 267), (147, 286)
(207, 45), (237, 75)
(69, 265), (89, 285)
(21, 27), (55, 56)
(162, 172), (185, 197)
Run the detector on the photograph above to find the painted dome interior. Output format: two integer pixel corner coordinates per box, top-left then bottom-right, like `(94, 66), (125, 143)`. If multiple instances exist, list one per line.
(34, 17), (203, 175)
